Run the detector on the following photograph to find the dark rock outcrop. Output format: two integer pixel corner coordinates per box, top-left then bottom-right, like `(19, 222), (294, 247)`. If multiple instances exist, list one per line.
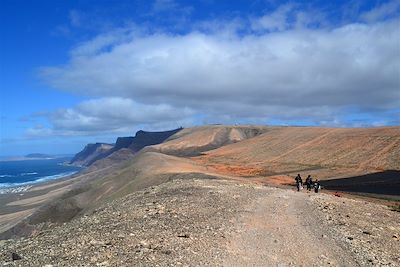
(69, 143), (113, 166)
(69, 128), (183, 167)
(114, 137), (135, 150)
(129, 128), (183, 152)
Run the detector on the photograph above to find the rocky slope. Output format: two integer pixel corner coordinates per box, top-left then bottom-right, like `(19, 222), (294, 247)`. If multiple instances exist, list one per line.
(1, 125), (399, 250)
(1, 178), (398, 266)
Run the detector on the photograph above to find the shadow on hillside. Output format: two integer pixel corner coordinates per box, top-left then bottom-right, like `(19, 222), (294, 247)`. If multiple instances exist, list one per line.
(321, 170), (400, 197)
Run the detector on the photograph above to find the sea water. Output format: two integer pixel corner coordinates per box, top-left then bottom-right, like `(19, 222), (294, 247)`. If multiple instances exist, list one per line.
(0, 157), (82, 193)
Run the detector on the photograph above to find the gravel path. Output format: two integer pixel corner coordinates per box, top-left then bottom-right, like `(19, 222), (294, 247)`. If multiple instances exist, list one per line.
(224, 187), (359, 266)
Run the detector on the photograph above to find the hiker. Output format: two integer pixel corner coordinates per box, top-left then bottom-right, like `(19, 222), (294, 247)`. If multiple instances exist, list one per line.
(314, 179), (321, 193)
(305, 175), (313, 191)
(295, 174), (303, 191)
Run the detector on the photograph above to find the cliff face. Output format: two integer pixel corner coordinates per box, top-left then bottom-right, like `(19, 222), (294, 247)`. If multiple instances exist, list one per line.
(69, 143), (113, 166)
(114, 137), (135, 150)
(69, 128), (183, 167)
(129, 128), (183, 152)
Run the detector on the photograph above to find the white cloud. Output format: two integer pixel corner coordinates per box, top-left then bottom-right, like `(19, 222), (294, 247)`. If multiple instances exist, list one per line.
(26, 125), (54, 137)
(251, 4), (294, 31)
(361, 0), (400, 22)
(26, 97), (194, 138)
(37, 4), (400, 134)
(40, 21), (400, 106)
(69, 28), (137, 57)
(27, 98), (194, 137)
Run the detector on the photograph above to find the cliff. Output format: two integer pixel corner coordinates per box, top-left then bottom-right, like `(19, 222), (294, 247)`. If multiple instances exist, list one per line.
(69, 143), (113, 166)
(69, 128), (183, 167)
(129, 128), (183, 152)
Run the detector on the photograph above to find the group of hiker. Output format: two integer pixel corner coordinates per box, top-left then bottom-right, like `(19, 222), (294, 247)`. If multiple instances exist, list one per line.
(294, 174), (321, 193)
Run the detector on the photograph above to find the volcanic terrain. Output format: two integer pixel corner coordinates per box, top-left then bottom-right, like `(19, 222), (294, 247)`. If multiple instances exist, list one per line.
(0, 125), (399, 266)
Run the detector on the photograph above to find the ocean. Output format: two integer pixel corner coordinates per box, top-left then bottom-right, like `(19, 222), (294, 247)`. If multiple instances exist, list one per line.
(0, 157), (82, 193)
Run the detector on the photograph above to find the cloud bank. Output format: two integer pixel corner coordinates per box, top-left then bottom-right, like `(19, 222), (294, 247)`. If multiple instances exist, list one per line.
(35, 3), (400, 136)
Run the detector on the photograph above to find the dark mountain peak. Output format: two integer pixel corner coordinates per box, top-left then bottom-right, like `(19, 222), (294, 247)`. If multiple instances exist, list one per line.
(129, 128), (183, 152)
(69, 128), (183, 167)
(114, 137), (135, 150)
(69, 143), (113, 166)
(135, 130), (146, 136)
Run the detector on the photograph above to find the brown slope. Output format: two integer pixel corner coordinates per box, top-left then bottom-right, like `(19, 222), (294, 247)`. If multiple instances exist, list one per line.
(195, 126), (400, 179)
(1, 125), (267, 238)
(2, 125), (398, 239)
(149, 125), (268, 156)
(0, 150), (212, 239)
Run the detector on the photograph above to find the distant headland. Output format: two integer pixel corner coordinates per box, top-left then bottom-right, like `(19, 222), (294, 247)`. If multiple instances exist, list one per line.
(0, 154), (72, 162)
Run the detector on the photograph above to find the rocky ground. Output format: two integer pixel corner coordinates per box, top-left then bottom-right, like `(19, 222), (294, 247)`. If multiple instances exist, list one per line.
(311, 194), (400, 266)
(224, 186), (399, 267)
(0, 176), (256, 266)
(0, 176), (399, 266)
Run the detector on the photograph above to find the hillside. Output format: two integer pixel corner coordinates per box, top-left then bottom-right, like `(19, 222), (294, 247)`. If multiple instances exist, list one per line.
(190, 126), (400, 181)
(213, 126), (399, 169)
(1, 178), (399, 266)
(0, 125), (399, 263)
(149, 125), (268, 156)
(69, 128), (182, 167)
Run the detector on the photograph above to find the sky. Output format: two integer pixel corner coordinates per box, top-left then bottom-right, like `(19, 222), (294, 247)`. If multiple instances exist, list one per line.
(0, 0), (399, 156)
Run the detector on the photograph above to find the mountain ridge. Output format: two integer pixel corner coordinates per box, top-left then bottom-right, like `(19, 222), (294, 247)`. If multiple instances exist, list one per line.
(1, 125), (399, 242)
(69, 128), (183, 167)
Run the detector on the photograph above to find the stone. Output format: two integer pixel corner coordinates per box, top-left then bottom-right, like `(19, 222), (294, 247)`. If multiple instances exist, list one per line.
(139, 241), (151, 249)
(178, 234), (190, 238)
(11, 252), (22, 261)
(161, 250), (172, 255)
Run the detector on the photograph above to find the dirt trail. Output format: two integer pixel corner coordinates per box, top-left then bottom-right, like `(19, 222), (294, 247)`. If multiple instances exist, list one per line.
(224, 187), (359, 267)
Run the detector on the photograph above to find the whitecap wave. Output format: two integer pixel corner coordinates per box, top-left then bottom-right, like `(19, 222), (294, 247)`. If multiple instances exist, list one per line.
(0, 174), (13, 178)
(0, 185), (33, 194)
(0, 171), (78, 193)
(20, 172), (39, 176)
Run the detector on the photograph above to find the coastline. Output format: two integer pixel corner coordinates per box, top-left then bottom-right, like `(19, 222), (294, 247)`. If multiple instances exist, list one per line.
(0, 156), (64, 162)
(0, 170), (80, 195)
(0, 171), (83, 234)
(0, 163), (116, 237)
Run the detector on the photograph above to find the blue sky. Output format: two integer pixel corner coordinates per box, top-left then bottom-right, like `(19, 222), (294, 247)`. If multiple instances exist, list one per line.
(0, 0), (399, 156)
